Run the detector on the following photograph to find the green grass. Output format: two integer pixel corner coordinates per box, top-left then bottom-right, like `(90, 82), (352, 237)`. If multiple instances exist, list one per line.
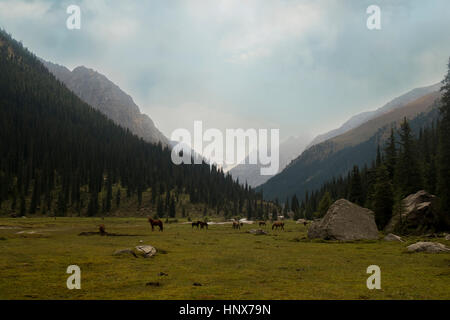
(0, 218), (449, 299)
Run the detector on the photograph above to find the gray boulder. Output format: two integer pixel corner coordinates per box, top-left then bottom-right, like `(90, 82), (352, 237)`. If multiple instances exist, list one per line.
(384, 233), (404, 242)
(135, 245), (157, 258)
(406, 241), (450, 253)
(307, 199), (379, 241)
(385, 190), (447, 234)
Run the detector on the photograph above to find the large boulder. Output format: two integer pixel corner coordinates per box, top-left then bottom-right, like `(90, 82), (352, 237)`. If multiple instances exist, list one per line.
(135, 245), (157, 258)
(385, 190), (447, 235)
(307, 199), (379, 241)
(406, 242), (450, 253)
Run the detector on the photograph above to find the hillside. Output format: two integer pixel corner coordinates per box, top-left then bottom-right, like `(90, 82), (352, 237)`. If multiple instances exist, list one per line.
(42, 60), (168, 146)
(0, 30), (252, 217)
(229, 136), (309, 188)
(306, 83), (441, 148)
(258, 89), (442, 201)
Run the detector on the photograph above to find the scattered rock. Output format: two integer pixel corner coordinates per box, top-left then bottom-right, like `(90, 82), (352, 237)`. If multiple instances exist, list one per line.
(307, 199), (379, 241)
(384, 233), (404, 242)
(386, 190), (449, 235)
(193, 282), (202, 286)
(146, 282), (161, 287)
(407, 241), (450, 253)
(247, 229), (267, 235)
(135, 245), (157, 258)
(445, 234), (450, 241)
(113, 249), (137, 258)
(158, 272), (168, 276)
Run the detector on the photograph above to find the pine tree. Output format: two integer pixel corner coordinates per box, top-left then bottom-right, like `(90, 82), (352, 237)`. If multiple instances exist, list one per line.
(317, 191), (332, 218)
(385, 128), (397, 180)
(438, 57), (450, 220)
(373, 165), (394, 229)
(395, 117), (422, 198)
(348, 165), (364, 205)
(116, 188), (121, 208)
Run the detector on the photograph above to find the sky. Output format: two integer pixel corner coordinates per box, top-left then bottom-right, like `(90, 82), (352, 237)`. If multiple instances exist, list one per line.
(1, 0), (450, 148)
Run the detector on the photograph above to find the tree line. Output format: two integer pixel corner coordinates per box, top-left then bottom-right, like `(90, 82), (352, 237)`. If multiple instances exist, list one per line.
(0, 30), (265, 218)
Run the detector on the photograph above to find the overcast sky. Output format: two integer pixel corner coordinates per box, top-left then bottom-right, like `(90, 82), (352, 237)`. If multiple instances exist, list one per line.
(1, 0), (450, 144)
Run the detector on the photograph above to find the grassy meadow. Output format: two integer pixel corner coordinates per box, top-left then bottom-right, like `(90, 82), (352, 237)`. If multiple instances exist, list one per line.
(0, 217), (449, 300)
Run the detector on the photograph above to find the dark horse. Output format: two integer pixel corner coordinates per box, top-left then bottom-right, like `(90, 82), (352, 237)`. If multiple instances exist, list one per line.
(192, 221), (208, 230)
(259, 221), (266, 227)
(272, 221), (284, 230)
(192, 221), (200, 229)
(148, 218), (163, 231)
(232, 221), (241, 229)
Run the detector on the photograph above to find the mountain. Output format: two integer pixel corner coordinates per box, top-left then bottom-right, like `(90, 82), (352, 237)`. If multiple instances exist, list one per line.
(0, 30), (252, 217)
(42, 60), (168, 146)
(258, 88), (442, 201)
(229, 135), (309, 188)
(306, 83), (441, 148)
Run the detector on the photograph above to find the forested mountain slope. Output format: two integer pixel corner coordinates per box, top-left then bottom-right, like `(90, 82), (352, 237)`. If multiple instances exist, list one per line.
(0, 30), (253, 217)
(42, 60), (168, 146)
(258, 89), (442, 201)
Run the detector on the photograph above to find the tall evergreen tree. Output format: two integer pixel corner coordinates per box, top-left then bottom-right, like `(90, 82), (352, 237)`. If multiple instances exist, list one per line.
(373, 165), (394, 229)
(348, 165), (364, 205)
(438, 57), (450, 215)
(395, 117), (422, 198)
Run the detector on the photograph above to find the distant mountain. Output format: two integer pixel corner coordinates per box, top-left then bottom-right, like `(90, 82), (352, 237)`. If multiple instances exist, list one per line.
(306, 83), (441, 149)
(258, 88), (442, 201)
(229, 136), (309, 187)
(42, 60), (168, 145)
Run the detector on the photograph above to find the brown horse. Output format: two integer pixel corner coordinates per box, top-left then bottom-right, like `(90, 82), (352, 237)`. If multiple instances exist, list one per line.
(99, 224), (106, 235)
(192, 221), (200, 229)
(192, 221), (208, 230)
(148, 218), (163, 231)
(259, 221), (266, 227)
(232, 221), (241, 229)
(272, 221), (284, 230)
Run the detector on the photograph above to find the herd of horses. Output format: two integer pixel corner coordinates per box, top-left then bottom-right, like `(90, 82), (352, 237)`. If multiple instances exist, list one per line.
(147, 217), (285, 232)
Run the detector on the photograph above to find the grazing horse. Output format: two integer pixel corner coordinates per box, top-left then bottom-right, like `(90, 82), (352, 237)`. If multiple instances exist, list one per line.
(232, 221), (241, 229)
(259, 221), (266, 227)
(192, 221), (200, 229)
(148, 218), (164, 232)
(272, 221), (285, 230)
(199, 221), (208, 229)
(99, 224), (106, 235)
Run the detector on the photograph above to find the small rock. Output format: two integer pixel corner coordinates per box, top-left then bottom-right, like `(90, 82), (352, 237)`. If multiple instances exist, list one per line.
(407, 241), (450, 253)
(158, 272), (168, 276)
(247, 229), (267, 235)
(193, 282), (202, 286)
(445, 234), (450, 241)
(384, 233), (404, 242)
(135, 245), (157, 258)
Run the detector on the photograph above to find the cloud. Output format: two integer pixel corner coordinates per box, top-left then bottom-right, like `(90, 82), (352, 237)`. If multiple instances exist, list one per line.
(0, 0), (52, 20)
(1, 0), (450, 145)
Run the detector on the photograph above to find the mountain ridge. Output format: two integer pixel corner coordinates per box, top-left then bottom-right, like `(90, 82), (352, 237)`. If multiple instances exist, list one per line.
(42, 60), (168, 146)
